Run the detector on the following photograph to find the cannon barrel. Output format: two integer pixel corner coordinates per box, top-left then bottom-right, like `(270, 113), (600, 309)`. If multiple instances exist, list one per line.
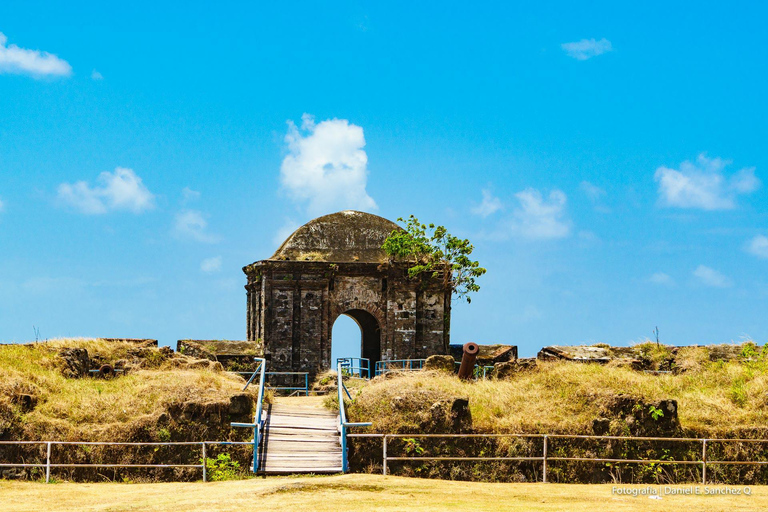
(457, 342), (480, 380)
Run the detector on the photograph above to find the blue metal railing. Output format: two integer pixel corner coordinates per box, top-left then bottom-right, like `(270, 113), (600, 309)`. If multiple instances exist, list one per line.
(230, 371), (309, 395)
(337, 362), (372, 472)
(230, 357), (266, 472)
(336, 357), (370, 379)
(374, 359), (426, 376)
(453, 361), (495, 379)
(373, 359), (494, 378)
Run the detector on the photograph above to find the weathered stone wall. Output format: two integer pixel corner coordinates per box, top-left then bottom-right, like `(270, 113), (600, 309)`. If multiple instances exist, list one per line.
(244, 260), (451, 378)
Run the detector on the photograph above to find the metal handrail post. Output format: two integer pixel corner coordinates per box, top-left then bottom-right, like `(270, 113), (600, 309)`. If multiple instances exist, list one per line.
(337, 362), (372, 473)
(542, 435), (548, 483)
(242, 359), (263, 391)
(231, 357), (266, 473)
(383, 435), (388, 475)
(254, 358), (266, 472)
(202, 442), (207, 482)
(702, 439), (707, 484)
(45, 441), (51, 483)
(338, 362), (347, 472)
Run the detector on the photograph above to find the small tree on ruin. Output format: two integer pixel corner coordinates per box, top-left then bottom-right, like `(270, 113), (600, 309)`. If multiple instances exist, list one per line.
(382, 215), (486, 303)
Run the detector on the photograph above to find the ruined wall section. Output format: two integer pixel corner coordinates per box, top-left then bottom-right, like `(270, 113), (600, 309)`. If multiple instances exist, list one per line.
(244, 260), (451, 378)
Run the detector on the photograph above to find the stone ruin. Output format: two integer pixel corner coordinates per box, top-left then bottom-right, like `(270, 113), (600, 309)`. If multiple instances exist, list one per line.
(176, 210), (517, 379)
(243, 210), (453, 378)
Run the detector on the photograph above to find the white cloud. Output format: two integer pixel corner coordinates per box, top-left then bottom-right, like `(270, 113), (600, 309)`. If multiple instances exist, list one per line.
(654, 154), (760, 210)
(57, 167), (155, 214)
(746, 235), (768, 259)
(578, 230), (600, 243)
(181, 186), (201, 204)
(649, 272), (675, 287)
(280, 114), (376, 216)
(471, 189), (503, 217)
(0, 197), (4, 212)
(693, 265), (733, 288)
(0, 32), (72, 77)
(506, 188), (571, 239)
(200, 256), (222, 273)
(580, 180), (611, 213)
(22, 276), (86, 295)
(173, 210), (219, 243)
(561, 38), (613, 60)
(91, 69), (103, 80)
(580, 181), (606, 201)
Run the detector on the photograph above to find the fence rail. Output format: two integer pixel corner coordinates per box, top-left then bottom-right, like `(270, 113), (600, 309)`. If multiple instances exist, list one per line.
(337, 357), (370, 379)
(373, 359), (495, 378)
(230, 371), (309, 395)
(347, 433), (768, 484)
(0, 440), (253, 483)
(4, 433), (768, 484)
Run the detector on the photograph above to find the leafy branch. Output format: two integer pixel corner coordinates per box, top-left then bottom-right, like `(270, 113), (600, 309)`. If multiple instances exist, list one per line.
(382, 215), (486, 303)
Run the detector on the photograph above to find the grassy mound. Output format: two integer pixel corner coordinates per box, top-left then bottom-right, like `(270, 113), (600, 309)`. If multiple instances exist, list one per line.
(0, 339), (258, 442)
(348, 344), (768, 437)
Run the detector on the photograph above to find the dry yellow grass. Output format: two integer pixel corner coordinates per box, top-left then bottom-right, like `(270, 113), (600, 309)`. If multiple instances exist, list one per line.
(349, 355), (768, 436)
(0, 339), (255, 440)
(0, 474), (765, 512)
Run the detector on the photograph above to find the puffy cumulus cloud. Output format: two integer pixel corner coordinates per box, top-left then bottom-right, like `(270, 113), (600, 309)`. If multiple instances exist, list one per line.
(0, 32), (72, 77)
(693, 265), (733, 288)
(746, 235), (768, 259)
(471, 189), (503, 217)
(91, 69), (103, 80)
(57, 168), (154, 214)
(654, 154), (760, 210)
(173, 210), (219, 243)
(200, 256), (222, 273)
(280, 114), (376, 216)
(561, 38), (613, 60)
(506, 188), (571, 240)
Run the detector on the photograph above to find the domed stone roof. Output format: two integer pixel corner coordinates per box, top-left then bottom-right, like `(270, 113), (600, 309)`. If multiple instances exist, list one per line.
(270, 210), (400, 263)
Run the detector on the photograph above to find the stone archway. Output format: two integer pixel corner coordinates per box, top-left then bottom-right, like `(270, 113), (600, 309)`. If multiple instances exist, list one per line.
(331, 309), (382, 369)
(243, 210), (452, 378)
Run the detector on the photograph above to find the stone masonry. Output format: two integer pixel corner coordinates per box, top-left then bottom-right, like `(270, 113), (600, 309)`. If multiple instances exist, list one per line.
(244, 210), (452, 378)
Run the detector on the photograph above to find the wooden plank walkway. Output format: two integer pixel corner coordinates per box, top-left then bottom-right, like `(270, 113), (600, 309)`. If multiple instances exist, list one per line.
(259, 396), (342, 474)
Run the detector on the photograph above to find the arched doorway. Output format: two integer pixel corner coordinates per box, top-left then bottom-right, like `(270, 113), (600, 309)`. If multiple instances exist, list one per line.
(330, 309), (381, 371)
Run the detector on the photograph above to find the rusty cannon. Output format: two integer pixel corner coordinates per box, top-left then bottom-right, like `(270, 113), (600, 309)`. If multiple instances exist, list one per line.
(457, 342), (480, 380)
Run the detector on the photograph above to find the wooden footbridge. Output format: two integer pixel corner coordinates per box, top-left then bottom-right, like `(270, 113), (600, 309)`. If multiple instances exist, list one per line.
(258, 396), (342, 473)
(232, 358), (370, 475)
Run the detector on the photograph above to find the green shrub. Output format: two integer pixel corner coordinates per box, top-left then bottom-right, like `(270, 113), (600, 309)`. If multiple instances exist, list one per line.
(203, 453), (241, 481)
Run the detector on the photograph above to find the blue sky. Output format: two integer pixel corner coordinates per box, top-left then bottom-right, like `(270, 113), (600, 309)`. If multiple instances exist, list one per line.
(1, 2), (766, 357)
